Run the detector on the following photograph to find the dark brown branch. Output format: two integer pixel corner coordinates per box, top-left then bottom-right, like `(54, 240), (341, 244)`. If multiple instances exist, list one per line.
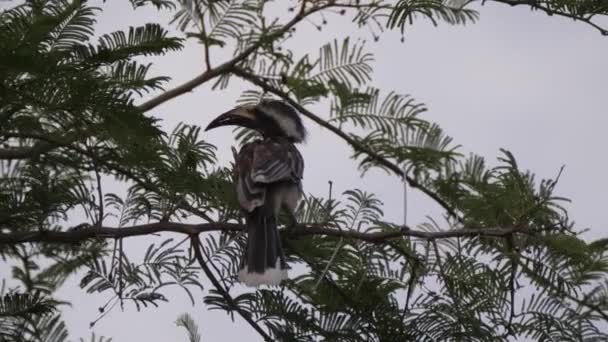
(191, 235), (273, 341)
(231, 67), (463, 222)
(486, 0), (608, 36)
(0, 221), (526, 245)
(137, 3), (333, 113)
(137, 65), (227, 112)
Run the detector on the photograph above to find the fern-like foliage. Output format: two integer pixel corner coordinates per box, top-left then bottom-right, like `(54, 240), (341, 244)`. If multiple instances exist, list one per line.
(193, 178), (608, 341)
(173, 0), (259, 47)
(80, 238), (204, 310)
(78, 332), (113, 342)
(1, 2), (195, 340)
(175, 313), (202, 342)
(0, 292), (57, 318)
(2, 1), (608, 342)
(0, 291), (68, 342)
(330, 85), (459, 174)
(75, 23), (183, 64)
(388, 0), (479, 32)
(128, 0), (175, 10)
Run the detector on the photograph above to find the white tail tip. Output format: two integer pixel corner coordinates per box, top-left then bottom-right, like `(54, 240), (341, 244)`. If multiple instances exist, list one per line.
(238, 261), (288, 287)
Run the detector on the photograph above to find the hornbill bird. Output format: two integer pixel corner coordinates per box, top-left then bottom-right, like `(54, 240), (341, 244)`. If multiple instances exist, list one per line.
(205, 100), (306, 286)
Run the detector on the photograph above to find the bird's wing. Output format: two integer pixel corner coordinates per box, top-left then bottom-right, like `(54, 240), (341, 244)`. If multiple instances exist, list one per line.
(235, 142), (265, 212)
(235, 139), (304, 212)
(251, 139), (303, 184)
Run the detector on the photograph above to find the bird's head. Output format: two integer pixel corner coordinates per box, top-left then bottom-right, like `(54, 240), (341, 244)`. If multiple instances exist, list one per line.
(205, 100), (307, 143)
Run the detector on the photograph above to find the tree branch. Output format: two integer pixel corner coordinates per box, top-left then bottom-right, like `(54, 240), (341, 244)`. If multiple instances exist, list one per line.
(137, 3), (333, 113)
(486, 0), (608, 36)
(191, 235), (272, 341)
(0, 221), (527, 245)
(137, 66), (228, 112)
(231, 67), (463, 222)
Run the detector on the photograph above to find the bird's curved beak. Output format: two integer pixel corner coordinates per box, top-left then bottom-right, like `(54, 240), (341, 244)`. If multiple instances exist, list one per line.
(205, 107), (257, 131)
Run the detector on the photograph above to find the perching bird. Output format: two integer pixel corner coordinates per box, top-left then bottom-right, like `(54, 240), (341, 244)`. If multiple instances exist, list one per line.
(205, 100), (306, 286)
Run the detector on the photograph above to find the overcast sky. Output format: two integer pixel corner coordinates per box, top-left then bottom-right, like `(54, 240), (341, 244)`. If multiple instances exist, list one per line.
(3, 1), (608, 341)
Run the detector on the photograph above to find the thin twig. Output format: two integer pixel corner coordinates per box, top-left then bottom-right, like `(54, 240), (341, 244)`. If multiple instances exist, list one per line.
(196, 239), (230, 290)
(291, 245), (354, 306)
(507, 234), (517, 335)
(118, 238), (124, 310)
(403, 164), (408, 225)
(191, 235), (272, 341)
(312, 238), (344, 291)
(197, 3), (212, 70)
(94, 162), (104, 225)
(89, 296), (119, 328)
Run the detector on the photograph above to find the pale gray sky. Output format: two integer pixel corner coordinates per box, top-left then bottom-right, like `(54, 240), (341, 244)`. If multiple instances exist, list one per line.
(3, 1), (608, 341)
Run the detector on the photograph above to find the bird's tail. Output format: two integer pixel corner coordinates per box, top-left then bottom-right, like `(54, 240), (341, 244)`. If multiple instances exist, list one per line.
(238, 208), (288, 287)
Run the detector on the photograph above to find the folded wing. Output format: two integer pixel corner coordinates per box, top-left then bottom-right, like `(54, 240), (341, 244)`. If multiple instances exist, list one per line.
(235, 138), (304, 213)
